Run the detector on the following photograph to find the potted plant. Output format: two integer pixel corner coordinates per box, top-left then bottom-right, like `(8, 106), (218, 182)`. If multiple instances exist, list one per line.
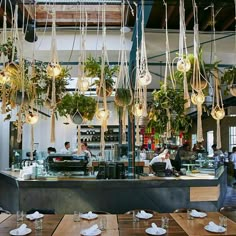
(114, 87), (132, 107)
(84, 56), (119, 97)
(57, 93), (97, 124)
(221, 66), (236, 96)
(148, 86), (192, 136)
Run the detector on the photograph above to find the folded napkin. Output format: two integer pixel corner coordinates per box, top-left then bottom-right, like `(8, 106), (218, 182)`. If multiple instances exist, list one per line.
(82, 224), (98, 235)
(191, 209), (205, 217)
(15, 223), (27, 235)
(208, 221), (222, 232)
(151, 223), (161, 233)
(27, 211), (43, 220)
(137, 210), (151, 218)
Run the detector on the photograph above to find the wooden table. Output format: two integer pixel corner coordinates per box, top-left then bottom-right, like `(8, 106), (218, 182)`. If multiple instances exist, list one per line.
(0, 214), (63, 236)
(0, 213), (11, 223)
(118, 213), (188, 236)
(171, 212), (236, 236)
(221, 211), (236, 223)
(52, 214), (119, 236)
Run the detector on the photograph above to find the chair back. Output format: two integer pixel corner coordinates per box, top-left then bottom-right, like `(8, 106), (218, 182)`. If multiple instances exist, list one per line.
(26, 208), (55, 214)
(124, 209), (157, 215)
(220, 206), (236, 212)
(91, 211), (111, 215)
(173, 208), (204, 213)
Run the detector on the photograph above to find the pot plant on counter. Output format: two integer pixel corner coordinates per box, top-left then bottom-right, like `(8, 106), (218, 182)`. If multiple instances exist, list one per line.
(84, 56), (119, 97)
(57, 93), (97, 124)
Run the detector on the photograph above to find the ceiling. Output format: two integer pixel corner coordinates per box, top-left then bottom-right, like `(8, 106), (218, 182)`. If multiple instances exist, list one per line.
(0, 0), (235, 31)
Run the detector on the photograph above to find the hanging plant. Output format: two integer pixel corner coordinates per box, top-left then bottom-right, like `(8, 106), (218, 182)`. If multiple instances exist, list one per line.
(148, 86), (192, 136)
(57, 93), (96, 122)
(221, 66), (236, 96)
(84, 56), (119, 97)
(114, 88), (132, 107)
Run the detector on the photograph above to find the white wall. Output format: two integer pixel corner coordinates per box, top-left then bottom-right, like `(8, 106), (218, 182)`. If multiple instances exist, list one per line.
(0, 101), (120, 170)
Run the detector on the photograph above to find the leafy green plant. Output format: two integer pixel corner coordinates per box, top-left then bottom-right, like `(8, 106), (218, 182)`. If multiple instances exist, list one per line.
(148, 86), (192, 136)
(0, 37), (17, 62)
(84, 56), (119, 96)
(57, 93), (96, 121)
(114, 88), (132, 107)
(221, 66), (236, 95)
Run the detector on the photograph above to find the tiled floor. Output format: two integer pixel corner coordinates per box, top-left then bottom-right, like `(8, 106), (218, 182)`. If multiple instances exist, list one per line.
(223, 176), (236, 206)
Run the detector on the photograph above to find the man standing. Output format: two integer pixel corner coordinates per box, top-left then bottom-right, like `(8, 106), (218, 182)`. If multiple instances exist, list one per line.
(230, 147), (236, 184)
(60, 141), (71, 154)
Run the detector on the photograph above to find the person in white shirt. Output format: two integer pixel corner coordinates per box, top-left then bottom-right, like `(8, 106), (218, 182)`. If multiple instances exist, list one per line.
(230, 146), (236, 182)
(149, 149), (173, 173)
(60, 141), (72, 154)
(81, 142), (92, 166)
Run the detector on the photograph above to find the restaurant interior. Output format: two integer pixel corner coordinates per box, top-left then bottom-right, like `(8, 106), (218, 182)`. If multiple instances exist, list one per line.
(0, 0), (236, 235)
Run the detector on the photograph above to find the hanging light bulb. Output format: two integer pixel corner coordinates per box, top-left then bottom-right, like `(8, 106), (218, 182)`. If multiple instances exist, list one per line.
(77, 78), (90, 92)
(191, 93), (197, 105)
(138, 71), (152, 86)
(195, 91), (205, 104)
(132, 103), (143, 117)
(0, 71), (10, 84)
(96, 108), (110, 121)
(230, 84), (236, 97)
(177, 58), (191, 72)
(211, 106), (225, 120)
(25, 113), (39, 125)
(46, 63), (62, 78)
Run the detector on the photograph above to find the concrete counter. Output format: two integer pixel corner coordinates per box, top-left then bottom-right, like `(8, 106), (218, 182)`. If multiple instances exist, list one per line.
(0, 168), (227, 214)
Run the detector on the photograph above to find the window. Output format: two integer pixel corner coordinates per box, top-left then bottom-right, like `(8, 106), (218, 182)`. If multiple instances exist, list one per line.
(229, 126), (236, 151)
(192, 134), (197, 149)
(207, 131), (214, 156)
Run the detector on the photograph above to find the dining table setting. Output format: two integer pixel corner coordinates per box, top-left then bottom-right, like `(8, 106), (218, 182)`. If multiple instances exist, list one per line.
(0, 209), (235, 235)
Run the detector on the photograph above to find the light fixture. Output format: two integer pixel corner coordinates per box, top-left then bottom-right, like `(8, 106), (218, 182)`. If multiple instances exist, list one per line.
(132, 103), (143, 117)
(25, 113), (39, 125)
(230, 84), (236, 97)
(0, 71), (9, 84)
(177, 58), (191, 72)
(195, 91), (205, 104)
(46, 63), (62, 78)
(138, 71), (152, 86)
(211, 107), (225, 120)
(77, 78), (90, 92)
(96, 108), (110, 121)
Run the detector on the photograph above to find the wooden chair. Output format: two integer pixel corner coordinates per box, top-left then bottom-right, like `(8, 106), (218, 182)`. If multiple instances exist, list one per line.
(91, 211), (111, 215)
(124, 209), (157, 215)
(173, 208), (205, 213)
(26, 208), (55, 214)
(220, 206), (236, 212)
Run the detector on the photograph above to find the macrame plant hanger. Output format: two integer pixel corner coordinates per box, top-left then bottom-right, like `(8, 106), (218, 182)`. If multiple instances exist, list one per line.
(191, 1), (205, 143)
(0, 0), (9, 114)
(176, 0), (191, 109)
(47, 9), (61, 143)
(210, 5), (225, 149)
(95, 3), (110, 159)
(132, 2), (145, 146)
(163, 0), (175, 139)
(114, 0), (133, 144)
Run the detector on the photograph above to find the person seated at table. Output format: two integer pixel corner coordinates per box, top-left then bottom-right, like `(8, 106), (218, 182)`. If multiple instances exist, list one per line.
(149, 149), (173, 173)
(139, 144), (148, 160)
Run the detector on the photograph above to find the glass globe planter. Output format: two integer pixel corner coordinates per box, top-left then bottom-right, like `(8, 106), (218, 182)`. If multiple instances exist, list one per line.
(177, 58), (191, 72)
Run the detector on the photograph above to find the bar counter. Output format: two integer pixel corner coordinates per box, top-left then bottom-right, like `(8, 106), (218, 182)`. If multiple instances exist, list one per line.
(0, 167), (227, 214)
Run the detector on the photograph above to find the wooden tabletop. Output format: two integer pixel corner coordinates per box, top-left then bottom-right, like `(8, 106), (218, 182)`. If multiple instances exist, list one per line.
(171, 212), (236, 236)
(118, 213), (188, 236)
(221, 211), (236, 223)
(0, 213), (11, 224)
(52, 214), (119, 236)
(0, 214), (63, 236)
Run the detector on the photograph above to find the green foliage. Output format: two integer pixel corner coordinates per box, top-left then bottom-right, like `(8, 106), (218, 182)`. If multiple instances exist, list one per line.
(57, 93), (96, 120)
(0, 37), (17, 62)
(148, 86), (192, 136)
(221, 66), (236, 95)
(114, 88), (132, 107)
(84, 56), (119, 88)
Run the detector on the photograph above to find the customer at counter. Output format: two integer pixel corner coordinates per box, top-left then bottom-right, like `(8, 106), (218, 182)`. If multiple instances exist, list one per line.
(81, 142), (92, 166)
(229, 146), (236, 183)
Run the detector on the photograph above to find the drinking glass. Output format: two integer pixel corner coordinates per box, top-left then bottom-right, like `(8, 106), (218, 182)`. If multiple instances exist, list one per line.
(99, 216), (107, 231)
(34, 218), (43, 231)
(187, 209), (193, 220)
(161, 216), (169, 229)
(16, 210), (24, 222)
(73, 211), (81, 222)
(219, 216), (227, 228)
(132, 211), (139, 222)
